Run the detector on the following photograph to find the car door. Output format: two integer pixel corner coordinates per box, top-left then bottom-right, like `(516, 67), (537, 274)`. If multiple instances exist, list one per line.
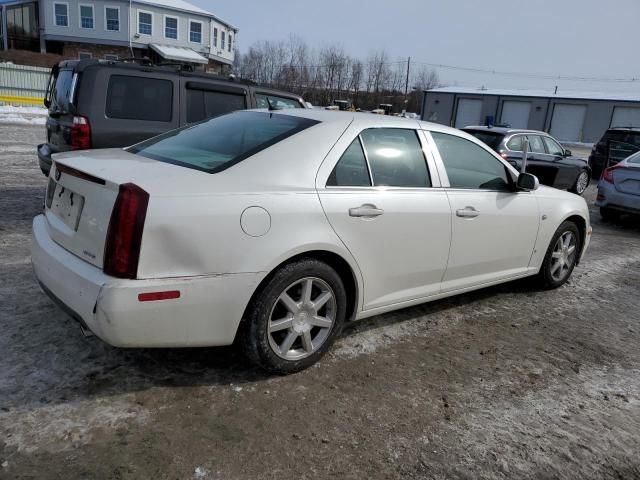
(542, 135), (575, 188)
(525, 134), (561, 187)
(429, 131), (540, 292)
(317, 126), (452, 311)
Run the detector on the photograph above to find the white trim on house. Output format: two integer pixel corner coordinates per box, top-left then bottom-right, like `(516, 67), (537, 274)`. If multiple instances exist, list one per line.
(53, 1), (69, 27)
(163, 13), (179, 40)
(137, 9), (153, 36)
(78, 3), (95, 29)
(188, 18), (202, 44)
(104, 5), (120, 32)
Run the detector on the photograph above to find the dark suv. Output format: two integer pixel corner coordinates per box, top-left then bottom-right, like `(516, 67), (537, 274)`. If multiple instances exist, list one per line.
(588, 127), (640, 179)
(38, 59), (306, 175)
(463, 126), (591, 195)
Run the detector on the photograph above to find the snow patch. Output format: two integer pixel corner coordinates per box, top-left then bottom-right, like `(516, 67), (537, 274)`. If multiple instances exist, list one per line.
(0, 105), (47, 126)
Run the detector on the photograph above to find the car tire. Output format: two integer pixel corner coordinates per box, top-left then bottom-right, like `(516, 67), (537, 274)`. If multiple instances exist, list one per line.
(241, 258), (347, 374)
(570, 170), (590, 195)
(600, 207), (620, 222)
(536, 221), (581, 289)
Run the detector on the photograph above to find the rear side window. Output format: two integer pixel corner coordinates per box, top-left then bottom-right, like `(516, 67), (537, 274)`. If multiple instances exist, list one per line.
(255, 94), (302, 109)
(507, 135), (523, 151)
(186, 89), (246, 123)
(106, 75), (173, 122)
(48, 68), (74, 114)
(360, 128), (431, 187)
(432, 132), (512, 190)
(327, 138), (371, 187)
(128, 111), (319, 173)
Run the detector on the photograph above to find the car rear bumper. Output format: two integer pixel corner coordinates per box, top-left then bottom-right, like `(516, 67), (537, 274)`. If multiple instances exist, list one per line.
(595, 181), (640, 214)
(37, 143), (53, 176)
(32, 214), (262, 348)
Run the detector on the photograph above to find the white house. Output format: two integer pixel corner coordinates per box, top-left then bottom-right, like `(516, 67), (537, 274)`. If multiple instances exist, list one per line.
(1, 0), (237, 71)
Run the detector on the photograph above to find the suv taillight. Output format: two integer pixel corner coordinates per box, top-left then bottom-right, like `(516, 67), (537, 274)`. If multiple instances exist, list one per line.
(104, 183), (149, 279)
(601, 164), (623, 184)
(71, 115), (91, 150)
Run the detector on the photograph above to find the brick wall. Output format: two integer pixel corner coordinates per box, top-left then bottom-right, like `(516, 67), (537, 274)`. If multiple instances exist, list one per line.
(61, 43), (132, 60)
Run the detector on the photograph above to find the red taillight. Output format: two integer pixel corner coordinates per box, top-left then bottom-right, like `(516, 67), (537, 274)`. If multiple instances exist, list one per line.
(138, 291), (180, 302)
(601, 164), (623, 184)
(104, 183), (149, 279)
(71, 115), (91, 150)
(500, 152), (509, 160)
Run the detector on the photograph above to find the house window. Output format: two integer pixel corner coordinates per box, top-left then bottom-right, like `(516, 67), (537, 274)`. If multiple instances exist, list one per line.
(189, 21), (201, 43)
(79, 5), (94, 29)
(78, 51), (92, 60)
(105, 7), (119, 31)
(104, 54), (119, 61)
(54, 3), (68, 27)
(138, 11), (152, 35)
(221, 31), (225, 50)
(228, 33), (232, 52)
(213, 27), (217, 47)
(164, 16), (177, 39)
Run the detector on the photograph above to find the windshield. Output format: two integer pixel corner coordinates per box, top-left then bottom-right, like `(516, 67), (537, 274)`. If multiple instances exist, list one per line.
(128, 111), (319, 173)
(463, 130), (504, 151)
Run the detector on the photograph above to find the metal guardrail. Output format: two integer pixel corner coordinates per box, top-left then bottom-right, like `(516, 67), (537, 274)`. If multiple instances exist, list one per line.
(0, 62), (49, 105)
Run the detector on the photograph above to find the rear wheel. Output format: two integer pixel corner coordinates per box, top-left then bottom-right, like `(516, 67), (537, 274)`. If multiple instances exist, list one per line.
(570, 170), (590, 195)
(537, 221), (580, 289)
(241, 259), (347, 374)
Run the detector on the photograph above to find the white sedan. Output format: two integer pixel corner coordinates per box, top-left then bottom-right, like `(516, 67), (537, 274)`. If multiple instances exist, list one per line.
(32, 109), (591, 373)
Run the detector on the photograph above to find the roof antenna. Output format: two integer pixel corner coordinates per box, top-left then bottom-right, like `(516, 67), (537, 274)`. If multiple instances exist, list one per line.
(554, 85), (558, 94)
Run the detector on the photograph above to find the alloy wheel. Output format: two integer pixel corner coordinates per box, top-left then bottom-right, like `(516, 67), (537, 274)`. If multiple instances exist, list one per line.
(575, 171), (589, 194)
(268, 277), (337, 361)
(550, 231), (577, 282)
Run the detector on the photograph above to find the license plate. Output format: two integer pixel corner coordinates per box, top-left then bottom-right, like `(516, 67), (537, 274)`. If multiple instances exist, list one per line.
(49, 182), (84, 231)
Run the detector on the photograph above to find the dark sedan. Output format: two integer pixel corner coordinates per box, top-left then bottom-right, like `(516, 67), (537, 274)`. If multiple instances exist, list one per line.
(463, 127), (591, 195)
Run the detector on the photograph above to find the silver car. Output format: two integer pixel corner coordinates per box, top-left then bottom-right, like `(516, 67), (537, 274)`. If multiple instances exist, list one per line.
(596, 151), (640, 220)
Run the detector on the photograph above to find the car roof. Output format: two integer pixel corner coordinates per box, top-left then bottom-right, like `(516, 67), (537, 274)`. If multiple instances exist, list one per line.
(462, 126), (548, 135)
(606, 127), (640, 132)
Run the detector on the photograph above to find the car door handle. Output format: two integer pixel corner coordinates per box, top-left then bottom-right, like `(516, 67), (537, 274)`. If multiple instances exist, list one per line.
(456, 206), (480, 218)
(349, 204), (384, 218)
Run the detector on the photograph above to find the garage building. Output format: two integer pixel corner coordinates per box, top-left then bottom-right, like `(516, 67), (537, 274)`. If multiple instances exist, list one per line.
(421, 87), (640, 143)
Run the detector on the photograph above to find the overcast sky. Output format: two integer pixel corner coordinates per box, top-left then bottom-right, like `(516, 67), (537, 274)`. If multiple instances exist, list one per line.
(196, 0), (640, 94)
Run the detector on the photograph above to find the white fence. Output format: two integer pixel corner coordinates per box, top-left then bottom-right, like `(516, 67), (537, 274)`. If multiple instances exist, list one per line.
(0, 62), (50, 105)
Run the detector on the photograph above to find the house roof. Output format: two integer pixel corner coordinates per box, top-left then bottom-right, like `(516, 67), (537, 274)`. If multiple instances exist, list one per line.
(425, 86), (640, 103)
(133, 0), (238, 30)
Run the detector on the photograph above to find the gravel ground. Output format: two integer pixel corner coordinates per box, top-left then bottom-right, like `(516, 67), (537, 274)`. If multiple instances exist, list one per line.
(1, 125), (639, 480)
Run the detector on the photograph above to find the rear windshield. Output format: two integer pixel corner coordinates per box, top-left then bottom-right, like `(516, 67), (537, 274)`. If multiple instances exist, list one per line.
(603, 130), (640, 147)
(47, 68), (74, 114)
(463, 130), (504, 151)
(128, 111), (319, 173)
(628, 151), (640, 164)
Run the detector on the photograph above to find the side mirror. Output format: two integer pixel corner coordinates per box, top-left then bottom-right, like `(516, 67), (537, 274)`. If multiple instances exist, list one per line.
(517, 172), (539, 191)
(563, 149), (572, 157)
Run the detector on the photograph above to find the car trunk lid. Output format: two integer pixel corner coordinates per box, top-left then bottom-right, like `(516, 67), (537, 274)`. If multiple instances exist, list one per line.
(614, 163), (640, 196)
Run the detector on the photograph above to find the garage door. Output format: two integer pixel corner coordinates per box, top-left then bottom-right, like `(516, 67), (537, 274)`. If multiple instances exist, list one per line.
(611, 107), (640, 128)
(549, 104), (587, 142)
(455, 98), (483, 128)
(501, 101), (531, 128)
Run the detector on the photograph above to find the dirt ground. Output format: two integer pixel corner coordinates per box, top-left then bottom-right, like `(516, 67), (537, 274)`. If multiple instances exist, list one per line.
(1, 125), (639, 480)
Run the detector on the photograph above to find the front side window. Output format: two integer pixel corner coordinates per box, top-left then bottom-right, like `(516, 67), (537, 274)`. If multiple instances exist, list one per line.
(128, 111), (319, 174)
(542, 136), (564, 156)
(527, 135), (546, 154)
(106, 75), (173, 121)
(79, 5), (94, 28)
(189, 21), (202, 43)
(327, 138), (371, 187)
(432, 131), (512, 190)
(54, 3), (68, 26)
(105, 7), (119, 31)
(138, 11), (152, 35)
(221, 31), (225, 50)
(255, 94), (302, 109)
(186, 89), (246, 123)
(360, 128), (431, 187)
(164, 16), (177, 39)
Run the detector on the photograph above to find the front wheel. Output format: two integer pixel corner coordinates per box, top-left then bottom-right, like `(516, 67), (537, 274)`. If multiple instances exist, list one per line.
(537, 221), (580, 289)
(570, 170), (590, 195)
(241, 259), (347, 374)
